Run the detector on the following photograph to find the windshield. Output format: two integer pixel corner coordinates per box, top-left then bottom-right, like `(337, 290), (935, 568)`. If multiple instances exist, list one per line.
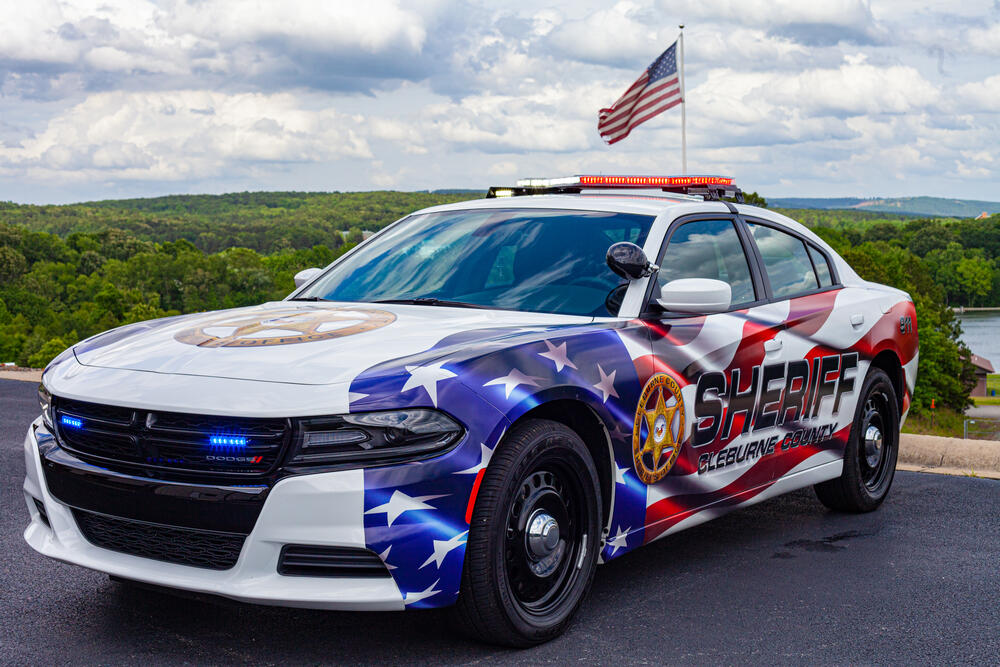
(299, 208), (654, 316)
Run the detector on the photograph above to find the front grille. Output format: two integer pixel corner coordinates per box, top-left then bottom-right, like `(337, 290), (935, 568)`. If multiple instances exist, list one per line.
(278, 544), (392, 578)
(53, 397), (290, 478)
(73, 509), (246, 570)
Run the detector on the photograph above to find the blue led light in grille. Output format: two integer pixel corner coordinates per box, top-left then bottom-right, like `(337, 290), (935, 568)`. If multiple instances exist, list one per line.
(209, 435), (247, 447)
(60, 415), (83, 428)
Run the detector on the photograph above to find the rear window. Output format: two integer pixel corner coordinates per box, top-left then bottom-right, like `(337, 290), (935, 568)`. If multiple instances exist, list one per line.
(747, 223), (818, 299)
(808, 245), (834, 287)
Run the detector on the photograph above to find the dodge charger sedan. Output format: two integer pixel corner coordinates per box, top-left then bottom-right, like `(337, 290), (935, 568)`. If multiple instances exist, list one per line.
(24, 175), (917, 646)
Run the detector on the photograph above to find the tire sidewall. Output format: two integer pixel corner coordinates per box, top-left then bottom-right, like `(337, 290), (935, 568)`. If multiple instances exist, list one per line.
(474, 421), (602, 643)
(845, 369), (900, 509)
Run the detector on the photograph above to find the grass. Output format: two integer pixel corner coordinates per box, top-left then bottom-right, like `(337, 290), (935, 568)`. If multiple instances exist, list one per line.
(903, 408), (965, 438)
(972, 396), (1000, 406)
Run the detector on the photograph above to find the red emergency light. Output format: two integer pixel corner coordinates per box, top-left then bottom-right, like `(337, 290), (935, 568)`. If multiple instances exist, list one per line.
(488, 175), (741, 201)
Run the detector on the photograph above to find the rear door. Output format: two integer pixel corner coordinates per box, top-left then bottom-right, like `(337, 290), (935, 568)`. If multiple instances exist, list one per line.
(742, 219), (854, 481)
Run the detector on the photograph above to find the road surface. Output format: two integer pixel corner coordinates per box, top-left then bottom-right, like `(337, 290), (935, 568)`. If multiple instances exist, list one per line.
(2, 379), (998, 665)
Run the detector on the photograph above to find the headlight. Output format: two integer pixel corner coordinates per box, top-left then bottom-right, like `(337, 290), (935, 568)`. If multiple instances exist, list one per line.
(37, 384), (54, 430)
(288, 409), (464, 470)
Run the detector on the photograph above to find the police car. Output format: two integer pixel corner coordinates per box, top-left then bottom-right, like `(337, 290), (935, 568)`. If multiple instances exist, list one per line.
(24, 176), (918, 646)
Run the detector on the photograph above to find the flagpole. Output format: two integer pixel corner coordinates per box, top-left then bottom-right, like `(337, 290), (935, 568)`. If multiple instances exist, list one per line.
(679, 25), (686, 176)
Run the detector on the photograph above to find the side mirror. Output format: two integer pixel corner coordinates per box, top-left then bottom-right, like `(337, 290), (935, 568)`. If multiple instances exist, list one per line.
(293, 267), (322, 288)
(657, 278), (732, 314)
(607, 242), (657, 280)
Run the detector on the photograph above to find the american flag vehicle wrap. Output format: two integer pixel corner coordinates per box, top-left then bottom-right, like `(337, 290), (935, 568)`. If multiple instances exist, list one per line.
(349, 287), (916, 607)
(25, 184), (917, 644)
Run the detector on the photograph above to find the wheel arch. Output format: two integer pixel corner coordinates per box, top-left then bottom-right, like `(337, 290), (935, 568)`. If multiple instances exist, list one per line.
(510, 399), (616, 538)
(869, 348), (904, 413)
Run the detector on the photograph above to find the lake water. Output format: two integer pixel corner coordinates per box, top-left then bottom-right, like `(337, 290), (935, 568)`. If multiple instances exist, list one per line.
(957, 311), (1000, 371)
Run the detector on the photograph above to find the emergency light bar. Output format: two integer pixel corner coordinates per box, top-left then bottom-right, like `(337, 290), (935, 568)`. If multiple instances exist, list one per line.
(487, 175), (742, 201)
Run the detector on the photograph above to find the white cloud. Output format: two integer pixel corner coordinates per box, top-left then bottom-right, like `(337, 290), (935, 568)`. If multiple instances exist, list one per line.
(0, 91), (371, 181)
(956, 74), (1000, 112)
(163, 0), (428, 54)
(546, 2), (666, 67)
(421, 90), (597, 153)
(668, 0), (887, 44)
(0, 0), (998, 201)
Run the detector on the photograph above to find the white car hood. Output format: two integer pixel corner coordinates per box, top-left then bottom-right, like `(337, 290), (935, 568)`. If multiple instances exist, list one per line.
(73, 301), (591, 386)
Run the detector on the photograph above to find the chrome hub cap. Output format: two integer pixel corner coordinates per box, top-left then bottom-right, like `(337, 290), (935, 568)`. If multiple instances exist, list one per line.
(525, 509), (564, 577)
(526, 510), (561, 558)
(864, 424), (883, 468)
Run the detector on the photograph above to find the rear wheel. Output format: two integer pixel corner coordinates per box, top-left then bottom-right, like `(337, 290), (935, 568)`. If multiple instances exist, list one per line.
(453, 419), (602, 647)
(814, 368), (899, 512)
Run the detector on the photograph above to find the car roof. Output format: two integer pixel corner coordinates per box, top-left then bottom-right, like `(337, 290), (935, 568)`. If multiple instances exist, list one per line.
(411, 192), (733, 218)
(404, 192), (867, 288)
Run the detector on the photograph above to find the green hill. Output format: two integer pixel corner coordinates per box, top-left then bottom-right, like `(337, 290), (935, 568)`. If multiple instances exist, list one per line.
(0, 191), (475, 254)
(770, 196), (1000, 218)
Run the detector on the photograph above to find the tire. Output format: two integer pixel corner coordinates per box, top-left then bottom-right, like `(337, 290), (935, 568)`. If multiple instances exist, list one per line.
(814, 367), (899, 512)
(452, 419), (602, 647)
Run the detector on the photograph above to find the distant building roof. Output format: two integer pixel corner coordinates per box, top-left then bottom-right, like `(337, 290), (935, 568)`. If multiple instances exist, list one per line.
(975, 212), (989, 220)
(970, 354), (995, 373)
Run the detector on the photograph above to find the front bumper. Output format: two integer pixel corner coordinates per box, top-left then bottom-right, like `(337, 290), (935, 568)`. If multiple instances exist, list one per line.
(22, 419), (406, 611)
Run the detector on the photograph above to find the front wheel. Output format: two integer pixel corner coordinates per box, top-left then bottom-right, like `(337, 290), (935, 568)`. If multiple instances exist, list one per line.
(452, 419), (602, 647)
(814, 367), (899, 512)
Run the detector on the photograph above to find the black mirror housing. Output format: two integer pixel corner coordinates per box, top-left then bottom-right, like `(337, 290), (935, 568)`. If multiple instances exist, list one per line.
(607, 242), (656, 280)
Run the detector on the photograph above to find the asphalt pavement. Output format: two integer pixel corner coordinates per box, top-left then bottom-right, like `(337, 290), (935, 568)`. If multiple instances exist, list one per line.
(2, 378), (998, 665)
(966, 404), (1000, 419)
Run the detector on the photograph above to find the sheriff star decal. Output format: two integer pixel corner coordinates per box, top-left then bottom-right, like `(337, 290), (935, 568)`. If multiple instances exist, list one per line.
(632, 373), (685, 484)
(174, 306), (396, 347)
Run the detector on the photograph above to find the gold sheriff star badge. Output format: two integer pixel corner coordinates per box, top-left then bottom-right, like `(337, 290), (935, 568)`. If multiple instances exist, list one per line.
(632, 374), (685, 484)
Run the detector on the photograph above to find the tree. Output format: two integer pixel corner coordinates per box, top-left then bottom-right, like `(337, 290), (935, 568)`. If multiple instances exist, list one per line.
(27, 337), (69, 369)
(839, 241), (975, 412)
(0, 246), (27, 283)
(954, 257), (992, 306)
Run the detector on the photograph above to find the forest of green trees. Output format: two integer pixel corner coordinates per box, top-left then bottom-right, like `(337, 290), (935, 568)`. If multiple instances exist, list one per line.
(1, 191), (997, 417)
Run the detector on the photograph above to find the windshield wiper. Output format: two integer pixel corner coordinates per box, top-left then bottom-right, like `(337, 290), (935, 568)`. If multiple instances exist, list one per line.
(374, 297), (490, 309)
(288, 296), (331, 301)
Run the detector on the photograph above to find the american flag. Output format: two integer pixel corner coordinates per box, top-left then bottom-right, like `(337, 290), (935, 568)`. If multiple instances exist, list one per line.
(598, 41), (682, 145)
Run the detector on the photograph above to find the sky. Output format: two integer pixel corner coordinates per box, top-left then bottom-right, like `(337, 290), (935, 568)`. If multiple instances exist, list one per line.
(0, 0), (998, 204)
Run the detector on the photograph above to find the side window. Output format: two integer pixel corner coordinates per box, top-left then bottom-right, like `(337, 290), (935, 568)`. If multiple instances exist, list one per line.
(808, 245), (833, 287)
(747, 223), (818, 299)
(657, 219), (755, 307)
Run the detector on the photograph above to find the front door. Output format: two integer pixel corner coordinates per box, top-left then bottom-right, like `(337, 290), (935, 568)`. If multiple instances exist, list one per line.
(639, 217), (778, 542)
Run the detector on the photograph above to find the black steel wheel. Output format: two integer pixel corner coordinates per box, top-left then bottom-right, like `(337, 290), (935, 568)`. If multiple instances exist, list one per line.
(815, 367), (899, 512)
(452, 419), (602, 647)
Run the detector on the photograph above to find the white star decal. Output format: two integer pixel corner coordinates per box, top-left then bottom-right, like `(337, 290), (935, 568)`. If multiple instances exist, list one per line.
(615, 462), (629, 485)
(377, 546), (397, 571)
(454, 442), (494, 475)
(484, 368), (541, 399)
(592, 364), (619, 403)
(364, 490), (447, 526)
(403, 579), (441, 605)
(401, 360), (456, 407)
(420, 529), (468, 569)
(538, 339), (577, 373)
(348, 391), (369, 404)
(607, 525), (630, 556)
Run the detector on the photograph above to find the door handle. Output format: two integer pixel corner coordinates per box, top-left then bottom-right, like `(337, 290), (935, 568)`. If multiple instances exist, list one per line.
(764, 339), (783, 353)
(850, 313), (865, 327)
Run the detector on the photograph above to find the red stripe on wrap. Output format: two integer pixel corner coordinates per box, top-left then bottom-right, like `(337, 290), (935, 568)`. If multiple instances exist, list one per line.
(643, 424), (850, 542)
